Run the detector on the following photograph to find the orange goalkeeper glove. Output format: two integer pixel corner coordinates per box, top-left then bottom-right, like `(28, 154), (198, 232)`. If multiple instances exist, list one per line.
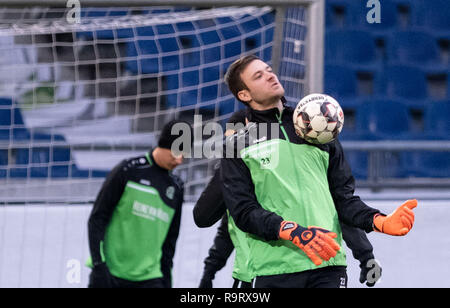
(279, 221), (341, 266)
(373, 199), (418, 236)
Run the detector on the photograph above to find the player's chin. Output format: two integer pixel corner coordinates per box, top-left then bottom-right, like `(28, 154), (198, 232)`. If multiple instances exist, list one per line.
(273, 86), (285, 97)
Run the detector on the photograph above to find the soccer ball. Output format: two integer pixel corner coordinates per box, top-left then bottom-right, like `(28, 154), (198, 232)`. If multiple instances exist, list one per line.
(293, 93), (344, 144)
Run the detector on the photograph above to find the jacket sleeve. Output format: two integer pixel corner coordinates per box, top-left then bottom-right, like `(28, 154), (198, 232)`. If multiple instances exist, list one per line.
(340, 222), (375, 264)
(88, 161), (127, 266)
(193, 164), (227, 228)
(327, 140), (381, 233)
(160, 183), (184, 288)
(201, 215), (235, 280)
(220, 152), (283, 241)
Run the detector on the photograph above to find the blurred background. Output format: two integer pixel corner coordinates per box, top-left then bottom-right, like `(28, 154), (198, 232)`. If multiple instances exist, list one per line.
(0, 0), (449, 288)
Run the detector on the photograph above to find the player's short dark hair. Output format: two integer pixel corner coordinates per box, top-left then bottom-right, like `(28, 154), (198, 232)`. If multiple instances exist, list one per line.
(224, 54), (260, 105)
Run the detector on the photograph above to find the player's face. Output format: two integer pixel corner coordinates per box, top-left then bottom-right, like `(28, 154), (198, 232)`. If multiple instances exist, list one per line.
(238, 59), (285, 107)
(158, 148), (183, 170)
(167, 151), (183, 170)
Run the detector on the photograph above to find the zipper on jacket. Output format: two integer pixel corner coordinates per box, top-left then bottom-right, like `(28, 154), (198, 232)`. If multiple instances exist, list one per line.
(276, 109), (289, 142)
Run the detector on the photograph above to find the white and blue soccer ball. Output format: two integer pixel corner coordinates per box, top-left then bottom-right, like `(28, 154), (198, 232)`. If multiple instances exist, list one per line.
(293, 93), (344, 144)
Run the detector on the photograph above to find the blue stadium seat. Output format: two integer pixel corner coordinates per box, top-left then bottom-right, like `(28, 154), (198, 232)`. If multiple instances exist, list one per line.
(13, 147), (72, 178)
(424, 100), (450, 138)
(353, 100), (416, 177)
(125, 25), (181, 74)
(325, 0), (354, 28)
(165, 67), (220, 112)
(412, 0), (450, 38)
(199, 30), (221, 45)
(241, 16), (262, 33)
(0, 97), (67, 142)
(403, 151), (450, 178)
(374, 65), (428, 106)
(0, 150), (7, 178)
(402, 100), (450, 177)
(343, 150), (369, 180)
(350, 0), (399, 34)
(0, 97), (28, 140)
(175, 21), (196, 33)
(0, 150), (7, 166)
(77, 28), (134, 40)
(325, 30), (377, 69)
(202, 65), (220, 83)
(324, 65), (358, 105)
(126, 40), (180, 74)
(355, 99), (413, 139)
(386, 31), (443, 71)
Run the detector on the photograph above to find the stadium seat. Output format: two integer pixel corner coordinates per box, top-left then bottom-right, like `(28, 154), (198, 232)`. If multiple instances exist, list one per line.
(0, 150), (7, 166)
(386, 31), (443, 71)
(412, 0), (450, 38)
(424, 100), (450, 138)
(0, 97), (28, 141)
(355, 99), (413, 139)
(199, 30), (221, 45)
(175, 21), (196, 33)
(402, 151), (450, 178)
(352, 100), (415, 177)
(0, 97), (67, 142)
(325, 0), (354, 28)
(350, 0), (399, 33)
(402, 100), (450, 177)
(0, 150), (7, 177)
(164, 67), (220, 113)
(343, 150), (369, 180)
(13, 147), (72, 178)
(374, 65), (428, 106)
(126, 40), (180, 74)
(325, 29), (377, 70)
(77, 28), (134, 40)
(241, 15), (263, 33)
(324, 65), (358, 102)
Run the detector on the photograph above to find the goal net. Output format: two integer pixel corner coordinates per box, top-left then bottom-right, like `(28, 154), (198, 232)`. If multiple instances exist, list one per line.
(0, 1), (324, 287)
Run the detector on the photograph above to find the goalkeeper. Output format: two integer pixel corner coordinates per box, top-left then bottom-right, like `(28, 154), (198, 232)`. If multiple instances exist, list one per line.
(196, 109), (381, 288)
(220, 55), (417, 288)
(87, 119), (191, 288)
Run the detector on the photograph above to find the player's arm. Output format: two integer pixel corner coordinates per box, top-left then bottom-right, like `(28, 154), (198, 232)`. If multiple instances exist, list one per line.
(327, 140), (381, 232)
(199, 215), (234, 288)
(160, 183), (184, 288)
(328, 140), (417, 236)
(193, 109), (249, 228)
(88, 161), (127, 266)
(340, 222), (374, 264)
(87, 161), (127, 288)
(220, 154), (283, 241)
(340, 222), (381, 287)
(193, 165), (227, 228)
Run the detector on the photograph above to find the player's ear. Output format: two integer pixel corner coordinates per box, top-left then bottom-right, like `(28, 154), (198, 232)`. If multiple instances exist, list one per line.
(237, 89), (251, 104)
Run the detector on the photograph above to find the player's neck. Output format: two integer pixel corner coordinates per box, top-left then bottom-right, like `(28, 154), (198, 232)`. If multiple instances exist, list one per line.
(249, 99), (283, 113)
(152, 148), (171, 171)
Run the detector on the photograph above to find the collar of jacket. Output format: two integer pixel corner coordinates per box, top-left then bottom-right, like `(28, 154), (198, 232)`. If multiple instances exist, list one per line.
(146, 149), (169, 173)
(247, 105), (293, 124)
